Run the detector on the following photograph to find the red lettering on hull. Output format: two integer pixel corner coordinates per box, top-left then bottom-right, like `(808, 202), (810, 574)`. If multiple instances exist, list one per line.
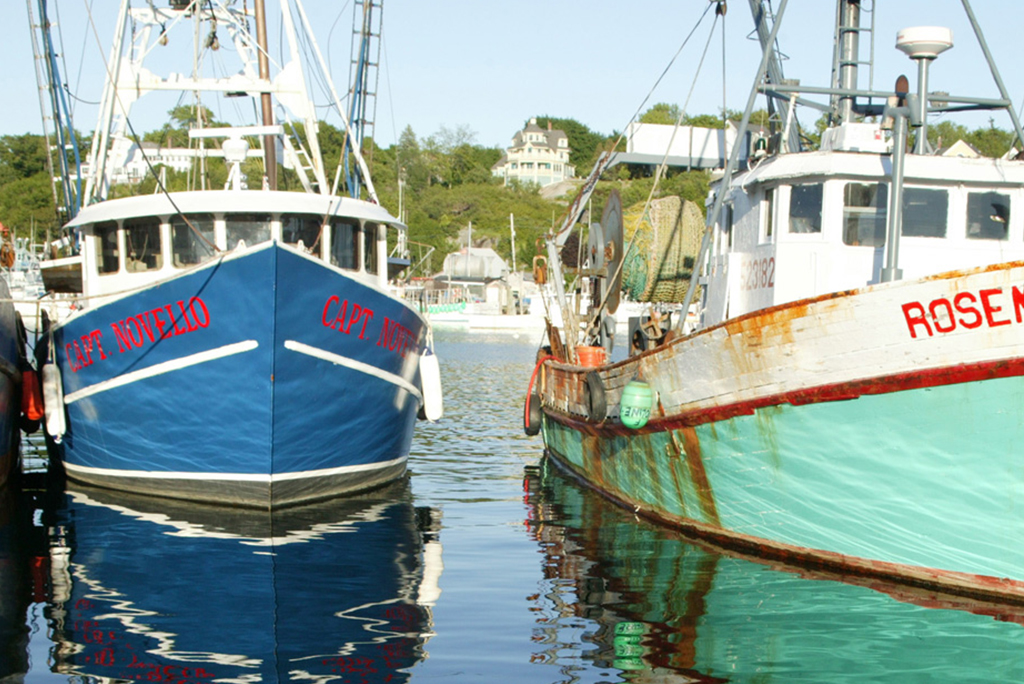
(903, 285), (1024, 338)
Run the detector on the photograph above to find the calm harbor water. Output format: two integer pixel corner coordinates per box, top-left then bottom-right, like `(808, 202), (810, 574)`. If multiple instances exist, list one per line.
(3, 328), (1024, 683)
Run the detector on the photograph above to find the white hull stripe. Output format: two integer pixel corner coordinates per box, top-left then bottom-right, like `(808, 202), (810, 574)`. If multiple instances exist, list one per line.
(284, 340), (422, 401)
(64, 340), (259, 405)
(62, 455), (407, 483)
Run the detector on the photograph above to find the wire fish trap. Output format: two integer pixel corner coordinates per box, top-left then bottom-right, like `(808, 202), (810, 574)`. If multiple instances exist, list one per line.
(621, 196), (704, 303)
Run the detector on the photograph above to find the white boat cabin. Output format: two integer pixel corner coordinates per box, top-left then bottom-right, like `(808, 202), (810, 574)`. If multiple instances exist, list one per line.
(703, 124), (1024, 327)
(63, 191), (403, 300)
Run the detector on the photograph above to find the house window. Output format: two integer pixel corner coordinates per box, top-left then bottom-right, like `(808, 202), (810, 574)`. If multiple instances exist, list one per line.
(901, 188), (947, 237)
(789, 183), (823, 233)
(967, 191), (1010, 240)
(843, 183), (888, 246)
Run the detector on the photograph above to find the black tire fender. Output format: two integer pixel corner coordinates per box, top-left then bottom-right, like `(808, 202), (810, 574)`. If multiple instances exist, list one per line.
(524, 390), (542, 436)
(584, 371), (607, 422)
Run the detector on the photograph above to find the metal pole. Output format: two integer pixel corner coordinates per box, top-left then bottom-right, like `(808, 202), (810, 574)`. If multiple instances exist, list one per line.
(882, 109), (906, 282)
(254, 0), (277, 190)
(509, 213), (517, 273)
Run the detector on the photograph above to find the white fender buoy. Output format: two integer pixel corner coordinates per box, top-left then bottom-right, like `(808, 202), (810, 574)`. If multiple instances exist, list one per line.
(41, 362), (66, 443)
(419, 348), (443, 422)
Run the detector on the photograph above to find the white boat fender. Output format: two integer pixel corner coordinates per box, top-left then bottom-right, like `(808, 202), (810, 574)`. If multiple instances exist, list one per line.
(41, 362), (66, 443)
(584, 371), (607, 422)
(418, 348), (443, 422)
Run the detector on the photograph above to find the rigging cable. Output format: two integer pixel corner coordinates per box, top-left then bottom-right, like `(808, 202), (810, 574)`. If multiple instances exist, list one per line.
(583, 8), (724, 342)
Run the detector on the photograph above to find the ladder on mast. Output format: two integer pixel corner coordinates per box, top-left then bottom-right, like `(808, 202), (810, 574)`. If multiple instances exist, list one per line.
(829, 0), (876, 123)
(344, 0), (383, 199)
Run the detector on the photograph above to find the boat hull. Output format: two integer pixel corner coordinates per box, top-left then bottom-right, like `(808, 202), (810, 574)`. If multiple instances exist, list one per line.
(538, 261), (1024, 601)
(0, 277), (21, 491)
(47, 243), (427, 508)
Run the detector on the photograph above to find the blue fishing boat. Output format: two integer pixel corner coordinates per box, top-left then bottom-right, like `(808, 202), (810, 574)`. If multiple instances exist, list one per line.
(29, 0), (442, 507)
(46, 481), (442, 682)
(527, 1), (1024, 602)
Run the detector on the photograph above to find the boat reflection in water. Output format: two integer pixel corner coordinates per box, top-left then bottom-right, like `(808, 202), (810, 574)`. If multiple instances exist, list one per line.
(46, 478), (442, 683)
(0, 487), (31, 681)
(523, 458), (1024, 683)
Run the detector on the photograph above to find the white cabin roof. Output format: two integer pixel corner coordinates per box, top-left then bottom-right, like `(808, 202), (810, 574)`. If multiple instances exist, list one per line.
(67, 191), (402, 229)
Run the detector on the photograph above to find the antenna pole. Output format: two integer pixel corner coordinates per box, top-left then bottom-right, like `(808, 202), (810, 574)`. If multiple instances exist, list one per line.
(254, 0), (277, 190)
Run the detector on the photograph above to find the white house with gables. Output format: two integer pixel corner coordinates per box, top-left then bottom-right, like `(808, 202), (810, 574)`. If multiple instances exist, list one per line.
(492, 118), (575, 187)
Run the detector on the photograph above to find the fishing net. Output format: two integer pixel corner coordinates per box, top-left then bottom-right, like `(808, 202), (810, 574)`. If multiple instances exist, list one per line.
(621, 196), (704, 303)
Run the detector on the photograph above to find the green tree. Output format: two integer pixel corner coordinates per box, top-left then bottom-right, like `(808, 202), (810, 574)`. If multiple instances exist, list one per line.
(640, 103), (683, 125)
(966, 119), (1015, 158)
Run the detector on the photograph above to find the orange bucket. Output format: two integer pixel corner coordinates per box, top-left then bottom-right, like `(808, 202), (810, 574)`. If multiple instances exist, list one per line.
(576, 345), (605, 367)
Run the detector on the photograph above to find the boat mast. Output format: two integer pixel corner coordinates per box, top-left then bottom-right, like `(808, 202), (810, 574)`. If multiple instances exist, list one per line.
(253, 0), (277, 191)
(28, 0), (83, 224)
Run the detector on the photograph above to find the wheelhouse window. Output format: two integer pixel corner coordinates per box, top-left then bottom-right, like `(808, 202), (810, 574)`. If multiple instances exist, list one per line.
(901, 188), (948, 238)
(724, 203), (734, 248)
(123, 217), (162, 272)
(843, 183), (888, 246)
(225, 213), (271, 249)
(967, 191), (1010, 240)
(364, 223), (381, 275)
(330, 219), (359, 270)
(171, 214), (216, 268)
(281, 214), (324, 253)
(95, 221), (119, 274)
(789, 183), (823, 233)
(764, 188), (775, 240)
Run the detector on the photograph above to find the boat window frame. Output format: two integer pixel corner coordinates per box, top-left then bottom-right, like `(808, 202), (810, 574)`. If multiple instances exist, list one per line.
(328, 217), (360, 271)
(762, 187), (776, 243)
(280, 213), (326, 257)
(94, 220), (121, 275)
(842, 182), (888, 247)
(224, 212), (272, 250)
(170, 213), (218, 268)
(364, 222), (381, 275)
(122, 216), (165, 273)
(901, 186), (949, 239)
(966, 190), (1011, 241)
(788, 183), (824, 234)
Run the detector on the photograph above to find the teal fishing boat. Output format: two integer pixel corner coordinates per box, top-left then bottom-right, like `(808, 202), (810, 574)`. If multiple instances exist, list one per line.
(526, 0), (1024, 603)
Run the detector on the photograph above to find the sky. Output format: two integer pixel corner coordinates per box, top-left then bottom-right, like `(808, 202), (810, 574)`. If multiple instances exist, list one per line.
(3, 1), (1024, 152)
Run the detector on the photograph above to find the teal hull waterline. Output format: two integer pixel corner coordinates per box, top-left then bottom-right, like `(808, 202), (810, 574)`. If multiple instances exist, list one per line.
(542, 373), (1024, 600)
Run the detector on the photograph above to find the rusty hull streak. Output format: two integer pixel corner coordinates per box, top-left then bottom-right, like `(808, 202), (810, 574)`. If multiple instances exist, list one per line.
(676, 428), (720, 526)
(542, 449), (1024, 606)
